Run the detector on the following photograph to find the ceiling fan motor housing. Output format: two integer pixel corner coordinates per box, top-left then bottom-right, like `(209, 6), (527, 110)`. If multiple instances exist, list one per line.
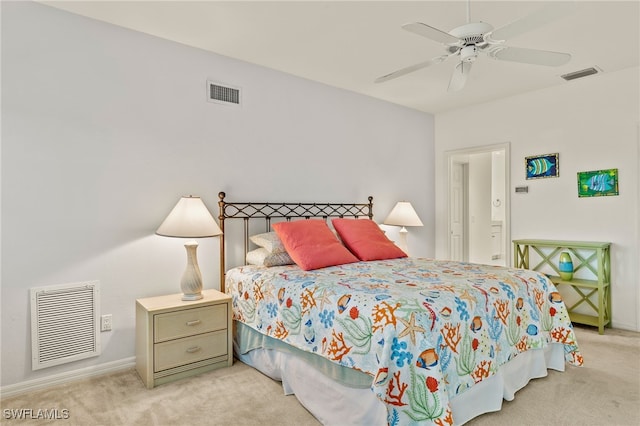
(448, 22), (494, 42)
(449, 22), (494, 62)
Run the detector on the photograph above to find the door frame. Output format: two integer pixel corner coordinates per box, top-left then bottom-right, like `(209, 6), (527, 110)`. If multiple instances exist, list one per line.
(445, 142), (511, 265)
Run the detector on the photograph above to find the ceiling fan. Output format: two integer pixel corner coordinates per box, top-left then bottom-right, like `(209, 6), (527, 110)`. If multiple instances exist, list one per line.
(375, 1), (575, 91)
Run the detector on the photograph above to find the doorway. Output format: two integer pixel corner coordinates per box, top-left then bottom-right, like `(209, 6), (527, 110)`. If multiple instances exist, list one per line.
(446, 143), (510, 266)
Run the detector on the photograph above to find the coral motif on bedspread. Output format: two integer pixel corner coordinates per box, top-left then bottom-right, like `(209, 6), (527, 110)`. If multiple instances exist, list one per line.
(226, 258), (582, 425)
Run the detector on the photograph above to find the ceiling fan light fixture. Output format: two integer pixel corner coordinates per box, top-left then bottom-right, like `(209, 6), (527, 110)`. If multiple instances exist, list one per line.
(560, 66), (602, 81)
(460, 45), (479, 62)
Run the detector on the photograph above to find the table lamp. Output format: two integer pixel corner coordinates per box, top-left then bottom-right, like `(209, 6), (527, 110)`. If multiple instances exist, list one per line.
(156, 196), (223, 300)
(383, 201), (423, 255)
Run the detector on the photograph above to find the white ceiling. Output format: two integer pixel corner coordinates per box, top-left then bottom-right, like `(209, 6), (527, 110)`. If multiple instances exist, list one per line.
(40, 1), (639, 114)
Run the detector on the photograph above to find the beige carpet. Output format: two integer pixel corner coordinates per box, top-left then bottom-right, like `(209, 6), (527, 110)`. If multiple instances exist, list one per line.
(2, 326), (638, 425)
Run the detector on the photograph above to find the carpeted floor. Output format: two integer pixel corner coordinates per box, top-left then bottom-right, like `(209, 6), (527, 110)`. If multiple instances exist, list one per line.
(2, 325), (639, 425)
(470, 325), (640, 425)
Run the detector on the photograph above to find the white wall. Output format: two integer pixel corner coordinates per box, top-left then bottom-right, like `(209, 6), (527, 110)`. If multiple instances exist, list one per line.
(435, 66), (640, 332)
(1, 2), (435, 388)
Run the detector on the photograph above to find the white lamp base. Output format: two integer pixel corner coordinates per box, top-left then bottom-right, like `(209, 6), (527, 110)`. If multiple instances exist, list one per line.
(181, 293), (203, 301)
(397, 227), (410, 256)
(180, 241), (203, 301)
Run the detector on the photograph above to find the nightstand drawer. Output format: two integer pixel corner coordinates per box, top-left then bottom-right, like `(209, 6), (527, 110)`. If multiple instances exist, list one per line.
(154, 305), (227, 342)
(154, 330), (227, 372)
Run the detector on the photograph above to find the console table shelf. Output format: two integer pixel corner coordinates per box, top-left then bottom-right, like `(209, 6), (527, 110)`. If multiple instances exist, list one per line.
(513, 239), (611, 334)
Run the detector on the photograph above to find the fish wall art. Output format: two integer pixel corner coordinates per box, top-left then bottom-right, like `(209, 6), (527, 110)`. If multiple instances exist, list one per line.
(578, 168), (619, 197)
(525, 153), (559, 179)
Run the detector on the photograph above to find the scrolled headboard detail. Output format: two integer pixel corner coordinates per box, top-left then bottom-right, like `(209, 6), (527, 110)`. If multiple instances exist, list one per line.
(217, 191), (373, 292)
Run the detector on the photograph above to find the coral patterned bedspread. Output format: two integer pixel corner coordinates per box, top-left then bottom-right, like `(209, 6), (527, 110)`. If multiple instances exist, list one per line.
(226, 258), (582, 425)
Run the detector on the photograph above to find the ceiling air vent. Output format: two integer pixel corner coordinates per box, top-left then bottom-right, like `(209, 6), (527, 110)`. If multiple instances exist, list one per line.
(207, 80), (241, 106)
(561, 67), (601, 82)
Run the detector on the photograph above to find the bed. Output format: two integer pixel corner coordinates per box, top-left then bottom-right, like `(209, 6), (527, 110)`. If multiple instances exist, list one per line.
(217, 192), (582, 425)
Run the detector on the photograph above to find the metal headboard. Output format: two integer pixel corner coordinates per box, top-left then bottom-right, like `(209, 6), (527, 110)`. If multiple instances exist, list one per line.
(217, 191), (373, 292)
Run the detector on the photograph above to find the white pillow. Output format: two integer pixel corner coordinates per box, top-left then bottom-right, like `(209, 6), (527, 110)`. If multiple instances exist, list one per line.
(249, 232), (287, 253)
(246, 248), (294, 267)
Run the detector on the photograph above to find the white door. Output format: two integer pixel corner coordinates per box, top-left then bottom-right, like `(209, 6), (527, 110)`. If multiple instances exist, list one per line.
(449, 161), (467, 261)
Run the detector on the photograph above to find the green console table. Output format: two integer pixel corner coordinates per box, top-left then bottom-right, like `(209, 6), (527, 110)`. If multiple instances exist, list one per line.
(513, 239), (611, 334)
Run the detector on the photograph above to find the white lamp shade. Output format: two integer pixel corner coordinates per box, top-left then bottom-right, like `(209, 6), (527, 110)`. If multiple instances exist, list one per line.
(156, 196), (222, 238)
(383, 201), (424, 227)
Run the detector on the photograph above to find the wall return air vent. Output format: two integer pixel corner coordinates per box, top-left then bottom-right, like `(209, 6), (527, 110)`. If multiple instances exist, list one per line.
(207, 80), (241, 106)
(30, 281), (100, 370)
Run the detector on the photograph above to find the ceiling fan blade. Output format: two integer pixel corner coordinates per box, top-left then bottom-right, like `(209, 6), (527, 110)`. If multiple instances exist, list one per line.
(402, 22), (462, 45)
(487, 2), (576, 42)
(448, 62), (472, 92)
(375, 55), (449, 83)
(489, 46), (571, 66)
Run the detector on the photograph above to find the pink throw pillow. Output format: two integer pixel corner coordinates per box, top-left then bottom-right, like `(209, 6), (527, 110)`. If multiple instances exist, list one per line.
(272, 220), (358, 271)
(332, 218), (407, 261)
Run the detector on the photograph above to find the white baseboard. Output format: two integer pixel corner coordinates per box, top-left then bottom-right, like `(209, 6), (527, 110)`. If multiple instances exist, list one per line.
(0, 357), (136, 398)
(610, 321), (640, 332)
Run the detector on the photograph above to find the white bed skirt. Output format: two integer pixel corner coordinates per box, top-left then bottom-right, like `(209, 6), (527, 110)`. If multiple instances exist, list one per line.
(235, 341), (566, 425)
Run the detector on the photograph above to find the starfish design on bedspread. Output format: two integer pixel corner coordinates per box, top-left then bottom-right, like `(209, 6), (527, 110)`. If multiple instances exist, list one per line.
(459, 289), (477, 306)
(318, 288), (336, 310)
(398, 312), (426, 345)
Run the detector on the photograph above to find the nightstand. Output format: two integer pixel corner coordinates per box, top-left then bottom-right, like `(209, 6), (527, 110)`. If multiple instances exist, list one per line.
(135, 289), (232, 389)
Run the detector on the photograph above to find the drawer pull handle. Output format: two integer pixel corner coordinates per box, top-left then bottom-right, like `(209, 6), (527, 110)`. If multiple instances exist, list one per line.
(186, 320), (201, 326)
(186, 346), (202, 353)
